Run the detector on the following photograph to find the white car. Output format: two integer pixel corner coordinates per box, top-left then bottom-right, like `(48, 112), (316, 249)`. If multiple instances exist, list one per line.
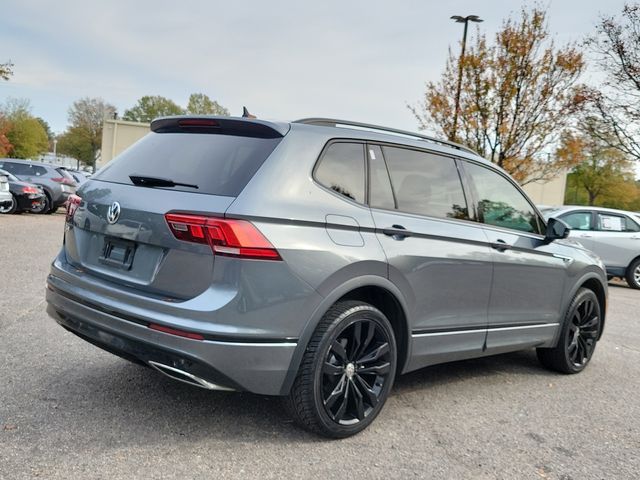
(0, 173), (13, 212)
(544, 205), (640, 288)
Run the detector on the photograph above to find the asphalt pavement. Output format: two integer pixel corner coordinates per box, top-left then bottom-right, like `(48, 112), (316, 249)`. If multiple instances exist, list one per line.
(1, 213), (639, 479)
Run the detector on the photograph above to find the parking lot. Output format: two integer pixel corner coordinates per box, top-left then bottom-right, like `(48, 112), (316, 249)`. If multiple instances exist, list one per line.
(1, 213), (639, 480)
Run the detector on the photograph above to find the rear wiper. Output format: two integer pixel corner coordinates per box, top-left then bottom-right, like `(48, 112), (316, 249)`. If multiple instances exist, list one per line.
(129, 175), (199, 190)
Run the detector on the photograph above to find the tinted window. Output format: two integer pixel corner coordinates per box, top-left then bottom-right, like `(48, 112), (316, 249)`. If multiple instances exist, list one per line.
(560, 211), (592, 231)
(367, 145), (395, 210)
(32, 165), (47, 176)
(0, 162), (31, 175)
(465, 162), (542, 234)
(94, 132), (282, 196)
(597, 213), (640, 232)
(382, 146), (468, 219)
(315, 143), (365, 203)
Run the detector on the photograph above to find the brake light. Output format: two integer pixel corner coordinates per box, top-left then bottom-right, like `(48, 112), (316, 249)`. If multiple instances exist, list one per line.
(21, 186), (39, 194)
(52, 177), (75, 186)
(66, 194), (82, 223)
(165, 213), (281, 260)
(177, 119), (220, 128)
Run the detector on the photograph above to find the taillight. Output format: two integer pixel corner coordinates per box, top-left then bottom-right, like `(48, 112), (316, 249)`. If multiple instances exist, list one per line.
(66, 194), (82, 223)
(52, 177), (75, 186)
(21, 186), (39, 194)
(165, 213), (281, 260)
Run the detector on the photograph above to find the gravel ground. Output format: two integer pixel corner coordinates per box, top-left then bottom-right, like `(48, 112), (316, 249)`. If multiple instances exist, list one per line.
(1, 213), (639, 479)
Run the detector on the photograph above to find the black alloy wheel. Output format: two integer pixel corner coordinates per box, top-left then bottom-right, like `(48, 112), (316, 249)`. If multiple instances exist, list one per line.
(288, 300), (397, 438)
(537, 288), (601, 374)
(322, 318), (393, 425)
(565, 294), (600, 368)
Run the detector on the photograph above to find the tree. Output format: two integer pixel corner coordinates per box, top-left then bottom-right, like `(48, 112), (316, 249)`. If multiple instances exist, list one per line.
(56, 127), (94, 165)
(0, 61), (13, 81)
(123, 96), (184, 123)
(61, 97), (116, 169)
(577, 4), (640, 161)
(5, 116), (49, 159)
(186, 93), (229, 116)
(0, 98), (48, 159)
(558, 131), (638, 208)
(411, 7), (585, 184)
(0, 115), (12, 156)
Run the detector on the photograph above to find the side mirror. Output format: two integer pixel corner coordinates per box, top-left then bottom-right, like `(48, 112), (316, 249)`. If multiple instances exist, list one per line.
(545, 217), (570, 242)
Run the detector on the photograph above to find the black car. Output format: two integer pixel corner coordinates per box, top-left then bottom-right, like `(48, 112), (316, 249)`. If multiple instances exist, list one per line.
(0, 168), (46, 214)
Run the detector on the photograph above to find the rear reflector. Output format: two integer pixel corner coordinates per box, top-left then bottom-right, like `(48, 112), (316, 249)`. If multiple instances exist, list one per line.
(65, 194), (82, 223)
(165, 213), (281, 260)
(149, 323), (205, 340)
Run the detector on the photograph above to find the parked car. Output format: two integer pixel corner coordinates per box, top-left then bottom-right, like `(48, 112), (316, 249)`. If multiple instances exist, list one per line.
(543, 205), (640, 289)
(46, 116), (607, 438)
(0, 168), (46, 214)
(0, 173), (12, 212)
(66, 169), (90, 185)
(0, 159), (77, 214)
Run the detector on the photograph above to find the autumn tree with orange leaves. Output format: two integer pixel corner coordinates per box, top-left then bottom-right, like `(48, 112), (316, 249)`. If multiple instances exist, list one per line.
(411, 7), (584, 184)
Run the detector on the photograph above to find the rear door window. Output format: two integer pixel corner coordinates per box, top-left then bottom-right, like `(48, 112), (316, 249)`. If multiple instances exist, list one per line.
(597, 213), (640, 232)
(314, 142), (365, 203)
(32, 165), (47, 176)
(93, 132), (282, 197)
(382, 146), (469, 220)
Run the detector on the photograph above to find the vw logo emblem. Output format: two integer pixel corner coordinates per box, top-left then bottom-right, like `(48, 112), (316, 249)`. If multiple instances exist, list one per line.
(106, 201), (121, 224)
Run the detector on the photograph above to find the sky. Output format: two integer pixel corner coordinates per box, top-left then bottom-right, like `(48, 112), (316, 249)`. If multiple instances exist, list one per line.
(0, 0), (631, 136)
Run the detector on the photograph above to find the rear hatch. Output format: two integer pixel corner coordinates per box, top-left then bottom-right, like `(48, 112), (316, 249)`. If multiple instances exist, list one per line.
(64, 116), (288, 300)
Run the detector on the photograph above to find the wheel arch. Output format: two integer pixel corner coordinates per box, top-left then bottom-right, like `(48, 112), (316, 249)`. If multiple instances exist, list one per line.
(563, 271), (607, 342)
(279, 275), (411, 395)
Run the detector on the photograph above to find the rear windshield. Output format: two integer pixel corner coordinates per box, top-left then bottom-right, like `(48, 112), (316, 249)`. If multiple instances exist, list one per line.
(93, 132), (282, 196)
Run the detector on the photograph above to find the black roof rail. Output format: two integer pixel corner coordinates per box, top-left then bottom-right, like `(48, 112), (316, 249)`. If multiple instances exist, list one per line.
(293, 118), (478, 155)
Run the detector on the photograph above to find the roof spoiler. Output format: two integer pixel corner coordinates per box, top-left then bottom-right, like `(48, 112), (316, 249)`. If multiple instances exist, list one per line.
(151, 116), (289, 139)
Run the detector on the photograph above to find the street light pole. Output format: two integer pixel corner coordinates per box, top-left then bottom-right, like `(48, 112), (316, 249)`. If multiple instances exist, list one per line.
(450, 14), (483, 142)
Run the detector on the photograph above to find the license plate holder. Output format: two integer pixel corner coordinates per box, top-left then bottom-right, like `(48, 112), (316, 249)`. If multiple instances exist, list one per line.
(99, 237), (136, 270)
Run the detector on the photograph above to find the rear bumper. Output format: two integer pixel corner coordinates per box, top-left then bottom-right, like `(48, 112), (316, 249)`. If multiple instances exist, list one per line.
(15, 192), (45, 212)
(46, 278), (298, 395)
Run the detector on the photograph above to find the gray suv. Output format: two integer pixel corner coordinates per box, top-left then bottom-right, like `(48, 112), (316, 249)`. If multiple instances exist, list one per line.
(46, 117), (608, 437)
(0, 159), (77, 213)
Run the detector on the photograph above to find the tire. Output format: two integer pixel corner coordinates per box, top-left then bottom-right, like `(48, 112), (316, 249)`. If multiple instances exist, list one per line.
(287, 300), (397, 438)
(625, 258), (640, 290)
(0, 194), (17, 214)
(41, 193), (52, 214)
(30, 198), (46, 214)
(537, 288), (601, 374)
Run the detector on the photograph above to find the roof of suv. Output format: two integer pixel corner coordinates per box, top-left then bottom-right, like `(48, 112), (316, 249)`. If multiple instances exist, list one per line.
(150, 115), (488, 166)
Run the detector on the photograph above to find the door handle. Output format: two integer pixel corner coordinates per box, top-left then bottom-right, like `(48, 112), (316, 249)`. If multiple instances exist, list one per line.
(491, 239), (512, 251)
(631, 236), (640, 240)
(382, 224), (410, 240)
(579, 233), (592, 238)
